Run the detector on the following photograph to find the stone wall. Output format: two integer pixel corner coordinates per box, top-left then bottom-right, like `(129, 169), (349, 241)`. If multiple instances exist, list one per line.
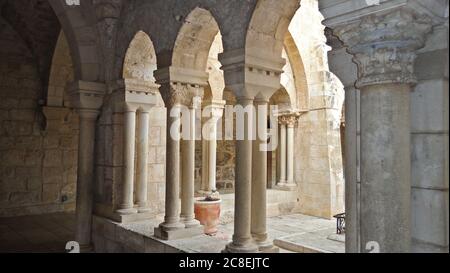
(410, 24), (449, 253)
(0, 18), (77, 217)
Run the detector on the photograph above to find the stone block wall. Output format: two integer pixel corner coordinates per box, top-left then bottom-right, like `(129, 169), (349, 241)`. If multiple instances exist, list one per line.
(410, 24), (449, 253)
(0, 19), (78, 217)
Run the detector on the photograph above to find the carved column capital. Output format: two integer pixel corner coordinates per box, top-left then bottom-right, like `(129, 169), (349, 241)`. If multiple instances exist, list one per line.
(159, 82), (204, 108)
(333, 9), (432, 88)
(279, 113), (301, 128)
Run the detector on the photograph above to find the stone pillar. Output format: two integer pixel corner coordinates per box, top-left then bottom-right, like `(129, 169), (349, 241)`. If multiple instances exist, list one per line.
(334, 9), (432, 253)
(117, 104), (138, 215)
(251, 99), (276, 252)
(136, 107), (151, 213)
(154, 67), (208, 240)
(225, 97), (258, 253)
(278, 122), (287, 185)
(69, 81), (105, 251)
(180, 99), (201, 228)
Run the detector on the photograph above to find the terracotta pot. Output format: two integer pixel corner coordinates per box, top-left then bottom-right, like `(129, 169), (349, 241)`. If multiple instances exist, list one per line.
(194, 197), (221, 235)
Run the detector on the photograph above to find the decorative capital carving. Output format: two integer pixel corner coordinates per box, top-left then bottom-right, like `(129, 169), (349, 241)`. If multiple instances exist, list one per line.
(334, 9), (432, 88)
(154, 67), (207, 108)
(160, 82), (204, 108)
(279, 112), (301, 127)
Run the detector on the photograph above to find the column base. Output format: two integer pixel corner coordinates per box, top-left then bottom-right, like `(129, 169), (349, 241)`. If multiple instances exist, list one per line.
(116, 207), (138, 215)
(137, 207), (152, 213)
(181, 218), (202, 229)
(256, 241), (279, 253)
(274, 183), (297, 191)
(223, 242), (259, 253)
(112, 210), (154, 224)
(154, 224), (204, 241)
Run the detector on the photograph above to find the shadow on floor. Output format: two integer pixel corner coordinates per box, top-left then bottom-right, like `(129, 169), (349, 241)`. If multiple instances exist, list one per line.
(0, 212), (75, 253)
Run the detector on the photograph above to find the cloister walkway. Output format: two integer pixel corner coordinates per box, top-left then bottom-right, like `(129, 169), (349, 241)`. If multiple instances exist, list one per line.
(0, 212), (345, 253)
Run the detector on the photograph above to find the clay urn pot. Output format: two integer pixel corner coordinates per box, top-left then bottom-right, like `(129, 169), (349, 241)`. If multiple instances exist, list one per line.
(194, 197), (221, 235)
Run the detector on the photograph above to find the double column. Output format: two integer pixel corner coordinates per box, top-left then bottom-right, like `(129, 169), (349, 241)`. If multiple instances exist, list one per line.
(333, 9), (432, 252)
(115, 79), (159, 217)
(69, 81), (106, 251)
(277, 113), (299, 188)
(154, 67), (207, 240)
(220, 50), (285, 253)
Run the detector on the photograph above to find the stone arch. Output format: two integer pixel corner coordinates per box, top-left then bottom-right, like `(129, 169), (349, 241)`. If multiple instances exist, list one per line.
(284, 32), (309, 111)
(123, 31), (158, 82)
(47, 31), (75, 108)
(122, 30), (163, 106)
(270, 87), (293, 112)
(172, 7), (221, 72)
(246, 0), (300, 59)
(48, 0), (102, 81)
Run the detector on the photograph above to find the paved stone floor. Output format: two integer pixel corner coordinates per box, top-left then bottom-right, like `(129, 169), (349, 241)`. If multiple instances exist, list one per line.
(0, 212), (345, 253)
(0, 213), (75, 253)
(120, 213), (345, 253)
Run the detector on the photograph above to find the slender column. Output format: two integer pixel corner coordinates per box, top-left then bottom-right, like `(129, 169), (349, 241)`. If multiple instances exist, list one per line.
(208, 121), (218, 193)
(334, 9), (432, 252)
(181, 103), (201, 227)
(278, 122), (287, 185)
(159, 104), (185, 231)
(286, 118), (297, 186)
(200, 132), (209, 193)
(116, 105), (138, 215)
(75, 109), (100, 250)
(200, 103), (223, 194)
(136, 108), (151, 213)
(251, 99), (272, 250)
(225, 97), (258, 253)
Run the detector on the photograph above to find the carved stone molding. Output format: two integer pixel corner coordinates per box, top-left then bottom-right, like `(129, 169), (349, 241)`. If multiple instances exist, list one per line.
(112, 79), (159, 112)
(69, 81), (106, 111)
(333, 8), (432, 88)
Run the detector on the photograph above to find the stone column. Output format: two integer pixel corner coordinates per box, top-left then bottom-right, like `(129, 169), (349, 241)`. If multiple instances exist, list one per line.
(69, 81), (105, 251)
(157, 84), (185, 234)
(278, 121), (287, 185)
(251, 99), (275, 251)
(285, 114), (299, 187)
(154, 71), (206, 240)
(180, 98), (201, 228)
(334, 9), (432, 253)
(225, 97), (258, 253)
(136, 107), (151, 213)
(117, 104), (138, 215)
(200, 101), (225, 194)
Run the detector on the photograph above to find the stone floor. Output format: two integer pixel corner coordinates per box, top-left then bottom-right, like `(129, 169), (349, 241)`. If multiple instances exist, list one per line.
(0, 213), (75, 253)
(0, 212), (345, 253)
(118, 213), (345, 253)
